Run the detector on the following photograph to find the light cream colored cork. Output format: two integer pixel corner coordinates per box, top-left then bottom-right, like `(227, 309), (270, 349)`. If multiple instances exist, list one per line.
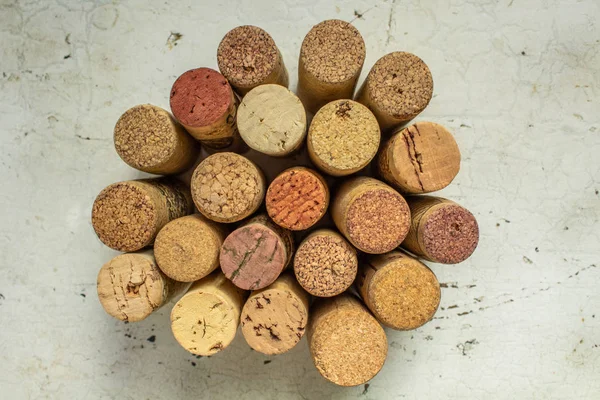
(217, 25), (289, 96)
(332, 177), (410, 254)
(307, 100), (380, 176)
(91, 178), (194, 252)
(240, 272), (310, 355)
(355, 52), (433, 131)
(297, 19), (366, 114)
(190, 152), (266, 223)
(170, 271), (247, 356)
(154, 214), (227, 282)
(307, 294), (387, 387)
(357, 251), (441, 330)
(97, 251), (186, 322)
(237, 84), (307, 156)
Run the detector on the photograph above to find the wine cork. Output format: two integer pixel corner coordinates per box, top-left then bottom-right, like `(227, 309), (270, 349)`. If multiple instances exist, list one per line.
(217, 25), (289, 96)
(294, 229), (357, 297)
(237, 84), (307, 156)
(190, 152), (266, 223)
(378, 121), (461, 194)
(332, 177), (410, 254)
(91, 178), (194, 252)
(240, 272), (310, 355)
(220, 214), (294, 290)
(266, 167), (329, 231)
(355, 52), (433, 131)
(171, 271), (247, 356)
(297, 19), (366, 114)
(97, 251), (186, 322)
(154, 214), (226, 282)
(307, 294), (387, 387)
(402, 196), (479, 264)
(170, 68), (238, 148)
(357, 251), (441, 330)
(113, 104), (199, 175)
(307, 99), (380, 176)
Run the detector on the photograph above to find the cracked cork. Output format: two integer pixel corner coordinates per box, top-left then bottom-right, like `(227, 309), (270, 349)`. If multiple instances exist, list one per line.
(308, 100), (380, 176)
(294, 229), (357, 297)
(357, 251), (441, 330)
(191, 152), (265, 223)
(266, 167), (329, 231)
(217, 25), (288, 96)
(240, 272), (310, 355)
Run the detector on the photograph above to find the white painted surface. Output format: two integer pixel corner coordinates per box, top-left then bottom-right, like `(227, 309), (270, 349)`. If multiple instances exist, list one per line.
(0, 0), (599, 399)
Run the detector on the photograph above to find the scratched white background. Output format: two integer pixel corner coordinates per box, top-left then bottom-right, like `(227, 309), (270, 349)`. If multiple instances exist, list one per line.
(0, 0), (599, 398)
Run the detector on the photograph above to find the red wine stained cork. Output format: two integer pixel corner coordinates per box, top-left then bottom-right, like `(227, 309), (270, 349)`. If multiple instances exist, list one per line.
(154, 214), (227, 282)
(378, 121), (461, 194)
(170, 68), (238, 148)
(191, 152), (266, 223)
(220, 214), (294, 290)
(91, 178), (194, 252)
(97, 251), (186, 322)
(307, 294), (387, 387)
(355, 52), (433, 131)
(265, 167), (329, 231)
(357, 251), (440, 330)
(297, 19), (366, 114)
(332, 177), (410, 254)
(217, 25), (289, 96)
(240, 272), (310, 355)
(113, 104), (199, 175)
(171, 271), (247, 356)
(237, 84), (307, 156)
(307, 100), (380, 176)
(402, 196), (479, 264)
(294, 229), (357, 297)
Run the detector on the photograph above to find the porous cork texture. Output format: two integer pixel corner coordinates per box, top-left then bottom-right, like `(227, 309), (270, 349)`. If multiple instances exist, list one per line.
(307, 294), (387, 387)
(154, 214), (227, 282)
(307, 100), (380, 176)
(220, 214), (294, 290)
(217, 25), (289, 96)
(170, 271), (247, 356)
(240, 272), (310, 355)
(332, 177), (411, 254)
(402, 196), (479, 264)
(191, 152), (266, 223)
(97, 251), (186, 322)
(266, 167), (329, 231)
(378, 121), (461, 194)
(237, 84), (307, 156)
(357, 251), (441, 330)
(294, 229), (357, 297)
(91, 178), (193, 252)
(355, 52), (433, 131)
(297, 19), (366, 113)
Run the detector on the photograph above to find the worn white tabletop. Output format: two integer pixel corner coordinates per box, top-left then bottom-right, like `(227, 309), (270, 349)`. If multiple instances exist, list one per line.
(1, 0), (599, 398)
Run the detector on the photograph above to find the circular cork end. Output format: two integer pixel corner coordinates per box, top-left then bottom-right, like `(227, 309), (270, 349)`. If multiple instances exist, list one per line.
(347, 189), (410, 254)
(294, 232), (357, 297)
(217, 26), (279, 88)
(266, 168), (329, 231)
(191, 152), (264, 223)
(97, 253), (166, 322)
(241, 289), (308, 355)
(237, 84), (306, 156)
(367, 52), (433, 121)
(91, 182), (157, 252)
(421, 204), (479, 264)
(300, 19), (365, 84)
(309, 100), (380, 175)
(170, 68), (233, 128)
(154, 215), (223, 282)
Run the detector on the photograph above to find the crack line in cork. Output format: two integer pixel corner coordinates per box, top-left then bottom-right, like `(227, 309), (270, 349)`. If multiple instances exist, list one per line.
(229, 235), (265, 282)
(402, 128), (425, 192)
